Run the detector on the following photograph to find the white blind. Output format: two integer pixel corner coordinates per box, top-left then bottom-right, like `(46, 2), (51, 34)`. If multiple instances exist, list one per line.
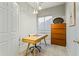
(38, 16), (52, 31)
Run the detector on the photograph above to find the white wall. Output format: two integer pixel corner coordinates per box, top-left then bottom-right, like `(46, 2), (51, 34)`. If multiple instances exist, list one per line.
(17, 3), (37, 52)
(18, 3), (37, 37)
(65, 2), (74, 55)
(38, 4), (65, 22)
(65, 2), (79, 55)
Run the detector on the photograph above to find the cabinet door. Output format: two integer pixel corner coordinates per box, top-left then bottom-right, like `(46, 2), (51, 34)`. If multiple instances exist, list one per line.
(7, 2), (19, 55)
(8, 33), (19, 55)
(0, 3), (8, 42)
(0, 2), (7, 9)
(0, 8), (8, 33)
(7, 2), (19, 32)
(0, 2), (19, 56)
(0, 42), (9, 56)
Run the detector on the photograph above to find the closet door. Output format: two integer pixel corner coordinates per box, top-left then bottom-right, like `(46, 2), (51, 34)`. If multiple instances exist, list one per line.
(0, 2), (10, 56)
(7, 2), (19, 55)
(0, 2), (19, 56)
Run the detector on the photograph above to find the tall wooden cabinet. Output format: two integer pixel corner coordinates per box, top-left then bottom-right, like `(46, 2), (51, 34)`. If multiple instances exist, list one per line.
(51, 23), (66, 46)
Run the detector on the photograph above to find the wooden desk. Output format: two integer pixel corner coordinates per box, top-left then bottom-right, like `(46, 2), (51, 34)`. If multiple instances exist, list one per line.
(22, 34), (48, 56)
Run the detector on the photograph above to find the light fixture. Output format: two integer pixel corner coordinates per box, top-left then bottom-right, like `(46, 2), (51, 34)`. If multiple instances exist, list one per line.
(33, 2), (42, 14)
(33, 9), (38, 14)
(38, 6), (42, 10)
(35, 10), (38, 14)
(38, 2), (42, 10)
(33, 9), (36, 14)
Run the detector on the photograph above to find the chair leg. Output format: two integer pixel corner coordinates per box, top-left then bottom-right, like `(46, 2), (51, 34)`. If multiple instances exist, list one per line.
(31, 48), (34, 53)
(29, 46), (34, 50)
(35, 44), (40, 52)
(29, 44), (41, 54)
(33, 46), (36, 56)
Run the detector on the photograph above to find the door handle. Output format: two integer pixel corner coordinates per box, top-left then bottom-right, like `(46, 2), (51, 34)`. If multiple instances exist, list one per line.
(73, 40), (79, 44)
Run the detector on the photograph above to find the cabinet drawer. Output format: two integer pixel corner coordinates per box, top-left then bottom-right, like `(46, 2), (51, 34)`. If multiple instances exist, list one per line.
(51, 34), (66, 39)
(51, 29), (66, 34)
(51, 38), (66, 46)
(51, 24), (66, 28)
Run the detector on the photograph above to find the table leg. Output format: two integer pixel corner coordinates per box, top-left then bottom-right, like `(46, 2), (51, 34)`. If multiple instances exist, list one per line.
(26, 43), (30, 56)
(33, 45), (36, 56)
(39, 41), (41, 45)
(44, 38), (47, 46)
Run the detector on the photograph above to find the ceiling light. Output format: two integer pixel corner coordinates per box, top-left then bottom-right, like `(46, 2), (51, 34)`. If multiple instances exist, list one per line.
(33, 2), (42, 14)
(38, 6), (42, 10)
(35, 10), (38, 14)
(33, 9), (38, 14)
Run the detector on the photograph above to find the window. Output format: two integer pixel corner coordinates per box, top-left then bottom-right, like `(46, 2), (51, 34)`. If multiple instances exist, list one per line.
(38, 16), (52, 32)
(38, 17), (45, 31)
(45, 16), (52, 31)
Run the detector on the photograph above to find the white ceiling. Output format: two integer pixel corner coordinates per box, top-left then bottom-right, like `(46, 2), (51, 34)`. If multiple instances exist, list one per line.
(28, 2), (65, 10)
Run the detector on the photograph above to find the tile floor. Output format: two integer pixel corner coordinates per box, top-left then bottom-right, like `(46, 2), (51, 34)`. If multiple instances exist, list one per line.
(19, 39), (69, 56)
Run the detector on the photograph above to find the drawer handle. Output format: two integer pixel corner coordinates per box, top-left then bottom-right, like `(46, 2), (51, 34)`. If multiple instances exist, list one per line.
(73, 40), (79, 44)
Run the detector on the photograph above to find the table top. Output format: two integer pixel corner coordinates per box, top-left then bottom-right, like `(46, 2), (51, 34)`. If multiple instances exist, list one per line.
(22, 34), (48, 45)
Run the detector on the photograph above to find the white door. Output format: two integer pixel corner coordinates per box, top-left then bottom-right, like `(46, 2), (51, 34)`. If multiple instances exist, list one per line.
(73, 2), (79, 56)
(7, 2), (19, 55)
(0, 3), (9, 56)
(0, 2), (19, 56)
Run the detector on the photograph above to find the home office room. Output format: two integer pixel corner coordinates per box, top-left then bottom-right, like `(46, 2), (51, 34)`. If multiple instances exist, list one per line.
(0, 0), (79, 57)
